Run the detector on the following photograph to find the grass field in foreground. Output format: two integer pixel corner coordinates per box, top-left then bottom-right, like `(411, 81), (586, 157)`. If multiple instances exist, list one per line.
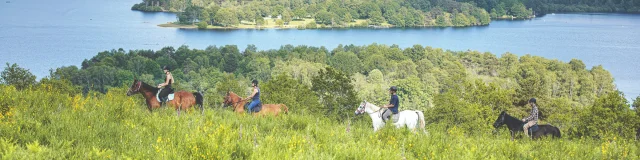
(0, 86), (638, 159)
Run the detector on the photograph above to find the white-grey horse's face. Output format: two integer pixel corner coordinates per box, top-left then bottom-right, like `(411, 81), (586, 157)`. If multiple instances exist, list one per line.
(355, 101), (367, 115)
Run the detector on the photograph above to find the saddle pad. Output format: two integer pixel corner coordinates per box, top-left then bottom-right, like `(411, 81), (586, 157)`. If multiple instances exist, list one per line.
(156, 88), (175, 102)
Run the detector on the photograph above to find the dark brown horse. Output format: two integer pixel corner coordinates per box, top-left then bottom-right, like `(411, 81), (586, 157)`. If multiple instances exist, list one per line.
(493, 111), (561, 140)
(223, 91), (288, 116)
(126, 79), (204, 115)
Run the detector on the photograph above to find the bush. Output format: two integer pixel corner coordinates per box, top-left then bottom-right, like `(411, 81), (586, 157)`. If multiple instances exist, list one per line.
(1, 63), (36, 90)
(197, 21), (208, 29)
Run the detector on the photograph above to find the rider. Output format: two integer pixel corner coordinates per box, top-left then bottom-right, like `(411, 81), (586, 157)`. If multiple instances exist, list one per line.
(244, 80), (261, 113)
(522, 98), (539, 138)
(157, 66), (174, 104)
(381, 86), (399, 123)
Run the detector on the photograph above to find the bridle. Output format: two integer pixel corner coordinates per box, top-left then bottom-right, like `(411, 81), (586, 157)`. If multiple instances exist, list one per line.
(358, 102), (384, 117)
(129, 81), (142, 93)
(225, 94), (247, 109)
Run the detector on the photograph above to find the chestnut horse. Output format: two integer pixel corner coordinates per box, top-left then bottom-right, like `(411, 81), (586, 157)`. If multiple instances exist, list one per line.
(126, 79), (204, 115)
(223, 91), (288, 116)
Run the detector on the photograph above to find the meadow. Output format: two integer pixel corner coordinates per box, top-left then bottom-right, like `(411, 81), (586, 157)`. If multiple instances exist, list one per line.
(1, 84), (637, 159)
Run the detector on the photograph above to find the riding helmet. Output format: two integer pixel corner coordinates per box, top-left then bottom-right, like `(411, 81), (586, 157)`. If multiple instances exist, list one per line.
(528, 98), (537, 104)
(252, 79), (259, 85)
(389, 86), (398, 91)
(162, 65), (171, 71)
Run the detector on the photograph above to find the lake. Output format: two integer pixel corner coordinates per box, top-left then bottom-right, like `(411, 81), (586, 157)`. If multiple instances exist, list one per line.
(1, 0), (639, 101)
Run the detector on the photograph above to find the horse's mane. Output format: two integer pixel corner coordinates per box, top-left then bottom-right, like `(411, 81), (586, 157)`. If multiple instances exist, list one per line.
(139, 81), (159, 93)
(502, 111), (525, 127)
(227, 91), (244, 103)
(365, 101), (381, 111)
(503, 112), (519, 121)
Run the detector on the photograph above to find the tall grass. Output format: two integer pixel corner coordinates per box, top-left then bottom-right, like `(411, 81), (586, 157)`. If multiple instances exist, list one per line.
(0, 85), (638, 159)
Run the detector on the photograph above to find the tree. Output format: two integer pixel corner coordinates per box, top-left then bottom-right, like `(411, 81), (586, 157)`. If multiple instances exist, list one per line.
(314, 10), (334, 25)
(282, 10), (292, 24)
(197, 21), (208, 29)
(1, 63), (37, 90)
(453, 13), (470, 26)
(510, 3), (531, 18)
(633, 96), (640, 110)
(329, 51), (362, 75)
(393, 76), (434, 110)
(435, 13), (452, 26)
(199, 9), (210, 25)
(343, 13), (353, 24)
(576, 91), (638, 138)
(293, 8), (307, 19)
(246, 57), (271, 81)
(215, 73), (247, 104)
(569, 59), (586, 71)
(262, 73), (321, 114)
(311, 67), (359, 120)
(178, 5), (203, 24)
(214, 8), (239, 27)
(275, 19), (284, 27)
(255, 17), (265, 28)
(368, 11), (385, 25)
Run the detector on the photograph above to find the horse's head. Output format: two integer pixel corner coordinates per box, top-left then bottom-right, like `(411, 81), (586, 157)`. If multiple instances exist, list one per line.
(222, 91), (231, 107)
(223, 91), (239, 107)
(126, 79), (142, 96)
(354, 101), (369, 115)
(493, 111), (507, 128)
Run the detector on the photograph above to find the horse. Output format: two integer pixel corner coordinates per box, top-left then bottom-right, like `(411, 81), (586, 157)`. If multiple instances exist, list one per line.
(493, 111), (561, 140)
(354, 101), (427, 133)
(126, 79), (204, 115)
(223, 91), (288, 116)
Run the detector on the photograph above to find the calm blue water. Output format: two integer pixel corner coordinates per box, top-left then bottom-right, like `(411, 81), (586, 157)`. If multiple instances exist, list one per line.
(1, 0), (639, 100)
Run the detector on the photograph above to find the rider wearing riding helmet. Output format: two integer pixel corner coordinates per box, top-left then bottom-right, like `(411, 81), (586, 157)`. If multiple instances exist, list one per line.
(522, 98), (539, 138)
(244, 79), (261, 113)
(381, 86), (400, 123)
(157, 66), (174, 104)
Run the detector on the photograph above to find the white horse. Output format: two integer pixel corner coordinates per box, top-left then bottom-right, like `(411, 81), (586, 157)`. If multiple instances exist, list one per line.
(354, 101), (427, 133)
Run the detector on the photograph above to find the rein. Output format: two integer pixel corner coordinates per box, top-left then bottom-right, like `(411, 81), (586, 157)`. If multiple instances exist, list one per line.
(130, 81), (142, 93)
(363, 102), (385, 118)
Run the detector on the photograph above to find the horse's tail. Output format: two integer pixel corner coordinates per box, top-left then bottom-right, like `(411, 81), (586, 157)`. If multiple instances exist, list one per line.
(416, 111), (427, 134)
(553, 126), (561, 138)
(193, 92), (204, 114)
(281, 104), (289, 114)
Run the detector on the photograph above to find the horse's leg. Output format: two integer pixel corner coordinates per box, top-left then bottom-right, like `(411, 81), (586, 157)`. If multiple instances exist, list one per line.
(510, 131), (515, 141)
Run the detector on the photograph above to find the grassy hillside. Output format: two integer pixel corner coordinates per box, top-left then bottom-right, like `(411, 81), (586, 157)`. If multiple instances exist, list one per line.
(0, 85), (638, 159)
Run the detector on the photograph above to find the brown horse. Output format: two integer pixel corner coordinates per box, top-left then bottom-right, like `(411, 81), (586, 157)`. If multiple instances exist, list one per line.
(223, 91), (288, 116)
(126, 79), (204, 115)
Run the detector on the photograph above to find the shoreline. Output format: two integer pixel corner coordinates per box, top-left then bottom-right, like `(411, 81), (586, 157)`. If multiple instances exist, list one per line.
(156, 18), (491, 30)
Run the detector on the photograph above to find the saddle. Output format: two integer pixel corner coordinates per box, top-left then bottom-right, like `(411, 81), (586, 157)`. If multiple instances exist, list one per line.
(156, 88), (175, 102)
(525, 124), (539, 135)
(244, 102), (263, 113)
(380, 109), (399, 123)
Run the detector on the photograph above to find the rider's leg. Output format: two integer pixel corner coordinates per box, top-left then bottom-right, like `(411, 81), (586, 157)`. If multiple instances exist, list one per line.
(523, 121), (535, 137)
(159, 88), (170, 102)
(248, 100), (258, 113)
(381, 109), (391, 122)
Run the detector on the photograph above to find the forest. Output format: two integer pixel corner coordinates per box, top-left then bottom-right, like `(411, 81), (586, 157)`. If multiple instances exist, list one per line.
(2, 44), (640, 158)
(132, 0), (640, 28)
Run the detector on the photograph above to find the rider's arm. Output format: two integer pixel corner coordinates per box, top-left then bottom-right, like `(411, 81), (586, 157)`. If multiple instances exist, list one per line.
(523, 106), (538, 122)
(245, 88), (257, 100)
(158, 74), (171, 87)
